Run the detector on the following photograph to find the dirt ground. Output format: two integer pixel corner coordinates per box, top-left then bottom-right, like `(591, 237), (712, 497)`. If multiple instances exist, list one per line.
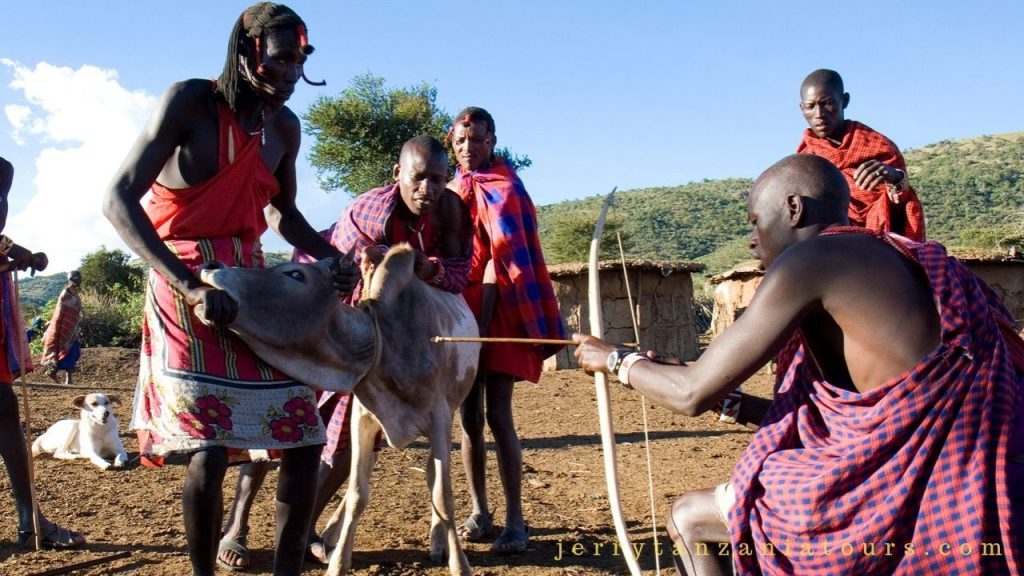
(0, 347), (773, 576)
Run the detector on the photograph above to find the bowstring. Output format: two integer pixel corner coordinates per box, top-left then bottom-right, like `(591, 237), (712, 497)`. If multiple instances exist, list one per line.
(616, 229), (661, 574)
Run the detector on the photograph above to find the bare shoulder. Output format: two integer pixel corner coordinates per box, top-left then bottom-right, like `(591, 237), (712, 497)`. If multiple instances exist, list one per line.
(435, 189), (467, 227)
(758, 234), (890, 303)
(270, 105), (301, 134)
(439, 189), (464, 212)
(158, 79), (215, 114)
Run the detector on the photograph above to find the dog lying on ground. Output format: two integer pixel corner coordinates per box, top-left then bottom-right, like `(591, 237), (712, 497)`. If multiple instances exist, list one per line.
(32, 393), (129, 471)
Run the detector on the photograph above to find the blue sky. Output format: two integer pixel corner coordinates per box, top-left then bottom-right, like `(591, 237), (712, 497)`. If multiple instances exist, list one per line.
(2, 1), (1022, 270)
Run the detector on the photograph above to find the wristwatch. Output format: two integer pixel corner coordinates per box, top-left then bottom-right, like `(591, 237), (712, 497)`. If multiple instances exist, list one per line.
(606, 347), (633, 374)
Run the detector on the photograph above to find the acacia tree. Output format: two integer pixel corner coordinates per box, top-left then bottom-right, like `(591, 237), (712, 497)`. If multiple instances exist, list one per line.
(78, 246), (144, 296)
(540, 211), (631, 264)
(304, 73), (530, 196)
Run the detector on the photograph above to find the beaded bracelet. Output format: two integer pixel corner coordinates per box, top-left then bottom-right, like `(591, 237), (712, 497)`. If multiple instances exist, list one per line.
(716, 390), (743, 424)
(616, 352), (649, 389)
(0, 235), (13, 257)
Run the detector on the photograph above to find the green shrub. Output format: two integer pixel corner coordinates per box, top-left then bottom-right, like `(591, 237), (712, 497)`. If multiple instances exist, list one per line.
(78, 283), (143, 349)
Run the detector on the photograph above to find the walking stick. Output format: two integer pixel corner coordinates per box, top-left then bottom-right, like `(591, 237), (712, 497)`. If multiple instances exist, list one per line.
(13, 269), (42, 550)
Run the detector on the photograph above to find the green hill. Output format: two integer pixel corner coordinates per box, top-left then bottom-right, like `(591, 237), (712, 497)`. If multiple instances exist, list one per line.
(537, 131), (1024, 279)
(18, 272), (67, 309)
(906, 132), (1024, 248)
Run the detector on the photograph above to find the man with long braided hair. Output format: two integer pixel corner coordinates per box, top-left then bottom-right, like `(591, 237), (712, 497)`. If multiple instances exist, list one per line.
(104, 4), (354, 575)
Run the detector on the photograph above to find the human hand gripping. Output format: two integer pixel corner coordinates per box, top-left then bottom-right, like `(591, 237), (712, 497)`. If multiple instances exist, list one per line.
(572, 333), (616, 373)
(853, 159), (903, 202)
(4, 244), (48, 275)
(329, 251), (358, 295)
(188, 285), (238, 327)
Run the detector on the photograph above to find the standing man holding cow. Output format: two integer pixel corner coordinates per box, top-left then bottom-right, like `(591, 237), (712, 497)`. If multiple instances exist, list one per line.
(218, 134), (471, 567)
(449, 106), (567, 555)
(103, 4), (355, 576)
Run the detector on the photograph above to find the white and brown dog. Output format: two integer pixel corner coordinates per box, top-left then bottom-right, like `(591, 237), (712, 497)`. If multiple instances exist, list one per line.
(32, 393), (129, 471)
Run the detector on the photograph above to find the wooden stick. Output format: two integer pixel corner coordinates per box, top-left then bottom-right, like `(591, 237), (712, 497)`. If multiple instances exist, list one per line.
(13, 270), (41, 550)
(431, 336), (576, 345)
(431, 336), (638, 348)
(28, 550), (132, 576)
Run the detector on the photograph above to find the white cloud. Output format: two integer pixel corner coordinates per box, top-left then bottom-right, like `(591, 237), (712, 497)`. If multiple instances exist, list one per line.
(2, 60), (155, 272)
(4, 104), (30, 144)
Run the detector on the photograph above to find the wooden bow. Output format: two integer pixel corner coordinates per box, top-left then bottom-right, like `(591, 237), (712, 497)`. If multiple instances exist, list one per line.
(588, 188), (642, 575)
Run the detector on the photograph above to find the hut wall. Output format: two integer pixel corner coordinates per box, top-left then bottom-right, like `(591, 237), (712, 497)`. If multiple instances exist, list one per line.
(706, 261), (1024, 338)
(546, 268), (699, 370)
(709, 275), (763, 337)
(963, 261), (1024, 328)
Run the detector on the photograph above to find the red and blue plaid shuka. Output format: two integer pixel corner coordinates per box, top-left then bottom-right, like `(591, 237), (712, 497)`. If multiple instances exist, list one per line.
(729, 226), (1022, 575)
(454, 158), (566, 371)
(298, 183), (470, 298)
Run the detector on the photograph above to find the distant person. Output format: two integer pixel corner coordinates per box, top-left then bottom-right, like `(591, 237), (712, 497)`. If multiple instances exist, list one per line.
(797, 68), (925, 241)
(42, 270), (83, 385)
(0, 155), (86, 550)
(102, 4), (355, 575)
(219, 135), (470, 567)
(574, 154), (1022, 575)
(449, 107), (567, 555)
(25, 317), (45, 342)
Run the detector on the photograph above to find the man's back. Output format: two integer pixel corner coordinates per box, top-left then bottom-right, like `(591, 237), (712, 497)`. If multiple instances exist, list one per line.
(778, 230), (941, 392)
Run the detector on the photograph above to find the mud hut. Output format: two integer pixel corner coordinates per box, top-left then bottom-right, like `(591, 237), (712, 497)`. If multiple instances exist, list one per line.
(706, 261), (763, 338)
(545, 259), (705, 370)
(950, 248), (1024, 328)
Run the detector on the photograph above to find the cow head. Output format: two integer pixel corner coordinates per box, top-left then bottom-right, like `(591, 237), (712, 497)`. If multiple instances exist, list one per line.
(200, 259), (375, 392)
(202, 259), (340, 342)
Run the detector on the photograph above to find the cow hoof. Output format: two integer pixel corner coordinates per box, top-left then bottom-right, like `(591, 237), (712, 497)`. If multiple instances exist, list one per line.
(429, 549), (447, 566)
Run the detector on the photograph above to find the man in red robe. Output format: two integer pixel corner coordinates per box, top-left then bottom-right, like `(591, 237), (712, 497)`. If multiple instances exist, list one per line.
(796, 69), (926, 241)
(103, 4), (355, 575)
(575, 154), (1021, 575)
(449, 107), (567, 555)
(41, 270), (82, 385)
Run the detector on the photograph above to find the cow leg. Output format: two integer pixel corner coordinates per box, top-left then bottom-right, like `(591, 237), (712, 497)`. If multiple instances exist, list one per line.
(426, 411), (472, 575)
(326, 399), (379, 576)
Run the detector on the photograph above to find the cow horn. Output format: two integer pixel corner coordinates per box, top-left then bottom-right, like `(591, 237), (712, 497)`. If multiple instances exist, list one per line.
(587, 188), (641, 576)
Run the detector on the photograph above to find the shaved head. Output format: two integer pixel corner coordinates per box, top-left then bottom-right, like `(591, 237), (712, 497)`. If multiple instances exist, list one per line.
(801, 69), (844, 96)
(747, 154), (850, 266)
(400, 135), (447, 165)
(756, 154), (850, 225)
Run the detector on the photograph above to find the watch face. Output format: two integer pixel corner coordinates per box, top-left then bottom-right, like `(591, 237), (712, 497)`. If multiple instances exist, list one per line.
(607, 350), (621, 373)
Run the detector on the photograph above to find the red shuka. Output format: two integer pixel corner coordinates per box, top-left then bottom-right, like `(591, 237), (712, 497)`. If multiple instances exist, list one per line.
(144, 101), (278, 242)
(798, 121), (926, 241)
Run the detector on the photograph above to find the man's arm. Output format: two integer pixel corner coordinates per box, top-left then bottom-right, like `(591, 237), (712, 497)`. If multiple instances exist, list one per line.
(0, 157), (12, 233)
(265, 110), (356, 293)
(575, 243), (823, 416)
(103, 81), (237, 324)
(424, 190), (470, 293)
(266, 109), (339, 260)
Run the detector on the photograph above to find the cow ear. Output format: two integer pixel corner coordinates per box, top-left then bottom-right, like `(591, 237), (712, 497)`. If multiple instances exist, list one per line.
(107, 395), (121, 406)
(72, 395), (86, 408)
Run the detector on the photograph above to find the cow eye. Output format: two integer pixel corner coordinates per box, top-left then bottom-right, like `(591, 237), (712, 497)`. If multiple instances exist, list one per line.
(285, 269), (305, 282)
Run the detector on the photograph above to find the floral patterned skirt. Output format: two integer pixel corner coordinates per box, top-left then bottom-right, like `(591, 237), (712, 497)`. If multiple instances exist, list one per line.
(130, 237), (325, 456)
